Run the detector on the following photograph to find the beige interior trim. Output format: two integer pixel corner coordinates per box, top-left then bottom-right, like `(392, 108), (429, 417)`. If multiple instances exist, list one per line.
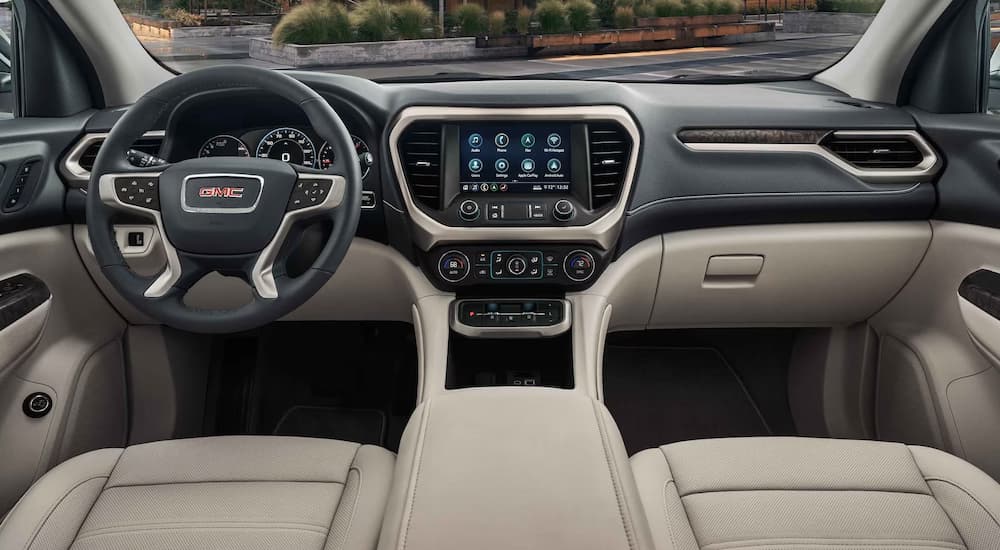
(870, 220), (1000, 481)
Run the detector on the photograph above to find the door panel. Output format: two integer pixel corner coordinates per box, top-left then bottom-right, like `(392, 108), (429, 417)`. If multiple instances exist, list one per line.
(0, 114), (128, 514)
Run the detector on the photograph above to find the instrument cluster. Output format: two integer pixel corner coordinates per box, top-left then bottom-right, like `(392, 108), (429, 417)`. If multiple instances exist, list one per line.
(197, 126), (374, 178)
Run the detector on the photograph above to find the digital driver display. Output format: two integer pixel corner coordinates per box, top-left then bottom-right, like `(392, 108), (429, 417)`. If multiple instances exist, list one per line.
(459, 123), (571, 194)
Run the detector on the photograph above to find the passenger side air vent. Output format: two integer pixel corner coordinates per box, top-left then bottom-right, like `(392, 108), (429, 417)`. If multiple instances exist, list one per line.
(821, 134), (925, 170)
(588, 122), (631, 209)
(77, 135), (164, 172)
(399, 123), (443, 210)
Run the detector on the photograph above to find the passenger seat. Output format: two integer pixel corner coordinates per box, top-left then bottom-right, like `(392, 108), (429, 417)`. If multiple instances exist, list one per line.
(632, 437), (1000, 550)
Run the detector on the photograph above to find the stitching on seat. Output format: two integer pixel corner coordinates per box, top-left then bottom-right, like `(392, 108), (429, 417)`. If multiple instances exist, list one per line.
(924, 477), (1000, 536)
(400, 401), (432, 550)
(590, 399), (636, 550)
(661, 480), (679, 550)
(76, 520), (332, 540)
(659, 447), (700, 550)
(338, 466), (363, 549)
(105, 480), (348, 488)
(678, 487), (937, 498)
(701, 538), (966, 550)
(73, 523), (331, 542)
(22, 475), (109, 550)
(905, 446), (973, 550)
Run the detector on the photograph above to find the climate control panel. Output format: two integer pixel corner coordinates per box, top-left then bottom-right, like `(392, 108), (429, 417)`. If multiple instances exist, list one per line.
(428, 245), (602, 289)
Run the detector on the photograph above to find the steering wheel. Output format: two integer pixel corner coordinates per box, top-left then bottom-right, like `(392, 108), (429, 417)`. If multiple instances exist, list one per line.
(86, 66), (362, 334)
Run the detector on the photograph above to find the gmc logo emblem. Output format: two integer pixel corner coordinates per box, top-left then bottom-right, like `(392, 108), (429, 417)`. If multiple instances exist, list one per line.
(199, 186), (245, 199)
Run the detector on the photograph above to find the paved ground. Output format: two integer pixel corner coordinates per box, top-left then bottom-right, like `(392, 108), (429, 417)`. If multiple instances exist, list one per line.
(148, 32), (860, 81)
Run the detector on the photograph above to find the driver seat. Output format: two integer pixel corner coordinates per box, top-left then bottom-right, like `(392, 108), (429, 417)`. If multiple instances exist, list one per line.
(0, 436), (394, 550)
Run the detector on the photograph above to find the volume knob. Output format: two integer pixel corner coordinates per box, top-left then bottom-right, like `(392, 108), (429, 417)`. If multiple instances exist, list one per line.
(459, 199), (480, 222)
(553, 199), (575, 222)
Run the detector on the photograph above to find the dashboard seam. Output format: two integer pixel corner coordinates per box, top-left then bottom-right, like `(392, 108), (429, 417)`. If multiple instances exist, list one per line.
(626, 184), (924, 216)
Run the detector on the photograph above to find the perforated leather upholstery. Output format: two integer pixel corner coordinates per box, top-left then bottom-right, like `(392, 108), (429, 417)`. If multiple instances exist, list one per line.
(0, 436), (395, 550)
(631, 437), (1000, 550)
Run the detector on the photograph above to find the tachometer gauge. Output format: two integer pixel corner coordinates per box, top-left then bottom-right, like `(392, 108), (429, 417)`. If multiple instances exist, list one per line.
(319, 135), (374, 178)
(198, 135), (250, 158)
(255, 127), (316, 168)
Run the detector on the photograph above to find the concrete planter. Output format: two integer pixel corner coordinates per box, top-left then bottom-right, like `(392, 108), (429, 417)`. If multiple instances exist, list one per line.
(527, 21), (773, 49)
(782, 10), (875, 33)
(124, 14), (271, 39)
(250, 37), (523, 68)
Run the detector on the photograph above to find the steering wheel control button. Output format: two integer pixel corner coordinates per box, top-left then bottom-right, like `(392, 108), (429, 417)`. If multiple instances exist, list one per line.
(438, 251), (470, 283)
(553, 199), (576, 221)
(459, 199), (481, 222)
(288, 178), (333, 211)
(564, 250), (597, 282)
(23, 392), (52, 419)
(115, 177), (160, 210)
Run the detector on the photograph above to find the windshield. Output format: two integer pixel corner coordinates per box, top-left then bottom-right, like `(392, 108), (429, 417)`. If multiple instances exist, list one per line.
(115, 0), (884, 82)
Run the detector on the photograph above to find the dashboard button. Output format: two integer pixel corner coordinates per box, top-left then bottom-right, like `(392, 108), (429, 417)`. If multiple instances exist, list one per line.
(553, 199), (575, 222)
(564, 250), (596, 282)
(438, 251), (470, 283)
(459, 199), (480, 222)
(507, 255), (528, 276)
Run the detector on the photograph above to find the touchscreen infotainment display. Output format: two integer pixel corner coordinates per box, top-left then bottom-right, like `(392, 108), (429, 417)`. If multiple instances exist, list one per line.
(459, 123), (571, 194)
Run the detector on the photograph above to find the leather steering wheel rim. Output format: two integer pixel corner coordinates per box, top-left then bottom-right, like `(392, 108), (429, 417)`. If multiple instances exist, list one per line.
(86, 66), (362, 334)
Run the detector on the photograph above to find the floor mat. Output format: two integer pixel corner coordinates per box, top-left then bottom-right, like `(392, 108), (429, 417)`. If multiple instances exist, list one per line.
(604, 333), (795, 455)
(273, 406), (386, 445)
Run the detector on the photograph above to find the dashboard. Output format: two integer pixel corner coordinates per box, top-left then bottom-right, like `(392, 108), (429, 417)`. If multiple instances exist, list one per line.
(65, 75), (942, 307)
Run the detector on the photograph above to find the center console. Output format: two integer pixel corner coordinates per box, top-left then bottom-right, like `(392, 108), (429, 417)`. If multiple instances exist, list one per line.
(389, 106), (639, 292)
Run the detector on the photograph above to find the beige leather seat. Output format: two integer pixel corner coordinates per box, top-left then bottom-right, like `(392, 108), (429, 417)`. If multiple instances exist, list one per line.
(0, 436), (394, 550)
(632, 437), (1000, 550)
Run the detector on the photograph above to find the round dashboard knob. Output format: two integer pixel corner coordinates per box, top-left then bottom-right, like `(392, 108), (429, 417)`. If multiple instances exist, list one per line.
(563, 250), (596, 282)
(506, 255), (528, 276)
(553, 199), (575, 222)
(438, 251), (471, 283)
(459, 199), (480, 222)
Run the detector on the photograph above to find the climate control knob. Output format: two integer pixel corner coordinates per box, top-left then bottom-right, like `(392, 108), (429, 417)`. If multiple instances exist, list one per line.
(459, 200), (480, 222)
(438, 251), (471, 283)
(564, 250), (596, 282)
(506, 255), (528, 276)
(553, 199), (575, 222)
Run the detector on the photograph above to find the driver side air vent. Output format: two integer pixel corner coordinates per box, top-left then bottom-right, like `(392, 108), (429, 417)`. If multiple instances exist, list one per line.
(588, 122), (631, 210)
(399, 123), (443, 210)
(821, 134), (925, 170)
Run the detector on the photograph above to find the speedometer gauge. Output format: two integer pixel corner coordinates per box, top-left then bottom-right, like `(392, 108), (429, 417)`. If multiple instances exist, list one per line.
(319, 136), (374, 178)
(199, 135), (250, 158)
(256, 127), (316, 168)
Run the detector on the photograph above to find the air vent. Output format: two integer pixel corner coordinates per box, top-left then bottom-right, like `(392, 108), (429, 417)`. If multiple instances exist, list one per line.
(588, 122), (631, 210)
(77, 135), (164, 173)
(822, 134), (925, 170)
(399, 123), (443, 209)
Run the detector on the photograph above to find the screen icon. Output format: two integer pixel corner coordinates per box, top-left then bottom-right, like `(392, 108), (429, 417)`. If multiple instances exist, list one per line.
(521, 134), (536, 148)
(547, 159), (562, 172)
(480, 183), (489, 192)
(495, 133), (510, 148)
(495, 158), (509, 173)
(468, 133), (483, 148)
(521, 159), (535, 172)
(469, 158), (483, 173)
(546, 133), (562, 147)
